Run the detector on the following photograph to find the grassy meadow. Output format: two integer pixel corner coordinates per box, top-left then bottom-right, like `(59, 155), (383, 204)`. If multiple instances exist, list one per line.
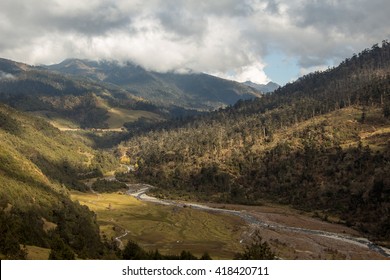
(106, 107), (161, 129)
(70, 191), (246, 259)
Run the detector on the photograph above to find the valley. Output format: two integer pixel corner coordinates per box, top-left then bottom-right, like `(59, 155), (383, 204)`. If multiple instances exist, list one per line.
(70, 177), (389, 259)
(128, 184), (390, 259)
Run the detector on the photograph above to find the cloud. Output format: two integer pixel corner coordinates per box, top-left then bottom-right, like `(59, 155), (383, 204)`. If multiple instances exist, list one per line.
(212, 61), (270, 84)
(0, 0), (389, 84)
(291, 0), (390, 37)
(0, 71), (16, 80)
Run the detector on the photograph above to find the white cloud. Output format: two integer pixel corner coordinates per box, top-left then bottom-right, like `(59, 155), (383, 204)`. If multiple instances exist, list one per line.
(212, 61), (269, 84)
(0, 71), (16, 80)
(0, 0), (389, 83)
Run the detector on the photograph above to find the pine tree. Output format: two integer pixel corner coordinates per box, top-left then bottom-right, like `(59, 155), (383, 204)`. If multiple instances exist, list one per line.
(234, 230), (275, 260)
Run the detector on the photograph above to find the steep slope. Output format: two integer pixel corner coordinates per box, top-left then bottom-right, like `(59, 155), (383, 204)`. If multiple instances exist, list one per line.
(0, 58), (165, 129)
(121, 42), (390, 244)
(0, 104), (117, 259)
(46, 59), (262, 110)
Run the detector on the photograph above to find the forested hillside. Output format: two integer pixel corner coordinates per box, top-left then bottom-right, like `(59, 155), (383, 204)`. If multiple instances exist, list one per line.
(121, 41), (390, 244)
(0, 104), (118, 259)
(0, 58), (166, 129)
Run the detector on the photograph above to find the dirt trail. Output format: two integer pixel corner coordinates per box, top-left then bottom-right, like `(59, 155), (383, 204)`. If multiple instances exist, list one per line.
(115, 230), (129, 249)
(88, 181), (129, 249)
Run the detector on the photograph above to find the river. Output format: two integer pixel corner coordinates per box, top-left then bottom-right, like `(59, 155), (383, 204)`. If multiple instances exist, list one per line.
(125, 183), (390, 258)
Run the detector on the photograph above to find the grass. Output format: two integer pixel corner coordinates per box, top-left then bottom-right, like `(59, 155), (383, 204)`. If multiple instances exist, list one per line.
(273, 106), (390, 151)
(70, 191), (246, 259)
(39, 107), (162, 130)
(41, 218), (57, 233)
(33, 97), (163, 130)
(25, 245), (50, 260)
(106, 107), (162, 128)
(96, 96), (162, 129)
(33, 111), (80, 129)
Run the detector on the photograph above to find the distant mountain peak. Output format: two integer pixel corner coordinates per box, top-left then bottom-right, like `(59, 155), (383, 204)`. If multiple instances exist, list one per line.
(243, 81), (280, 93)
(0, 57), (34, 73)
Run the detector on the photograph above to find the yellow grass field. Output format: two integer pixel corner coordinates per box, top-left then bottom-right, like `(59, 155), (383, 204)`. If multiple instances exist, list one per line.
(25, 245), (50, 260)
(106, 107), (161, 128)
(70, 191), (246, 259)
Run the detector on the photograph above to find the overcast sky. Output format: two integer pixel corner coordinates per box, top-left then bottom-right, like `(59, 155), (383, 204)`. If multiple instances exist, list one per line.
(0, 0), (389, 85)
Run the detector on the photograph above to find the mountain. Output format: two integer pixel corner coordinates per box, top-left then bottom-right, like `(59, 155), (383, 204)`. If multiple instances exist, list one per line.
(121, 42), (390, 244)
(0, 57), (263, 129)
(0, 104), (118, 259)
(243, 81), (280, 92)
(0, 58), (166, 129)
(46, 59), (262, 110)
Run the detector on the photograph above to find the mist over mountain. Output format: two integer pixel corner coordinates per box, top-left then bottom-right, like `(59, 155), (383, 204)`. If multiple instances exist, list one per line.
(0, 58), (175, 129)
(0, 57), (263, 129)
(46, 59), (262, 110)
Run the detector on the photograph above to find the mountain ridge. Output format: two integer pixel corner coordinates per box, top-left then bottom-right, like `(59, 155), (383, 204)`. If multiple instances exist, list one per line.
(0, 57), (265, 129)
(45, 58), (263, 110)
(0, 57), (169, 129)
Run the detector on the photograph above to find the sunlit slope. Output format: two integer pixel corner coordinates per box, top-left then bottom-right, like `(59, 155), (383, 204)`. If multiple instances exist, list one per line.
(0, 104), (113, 259)
(0, 58), (165, 129)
